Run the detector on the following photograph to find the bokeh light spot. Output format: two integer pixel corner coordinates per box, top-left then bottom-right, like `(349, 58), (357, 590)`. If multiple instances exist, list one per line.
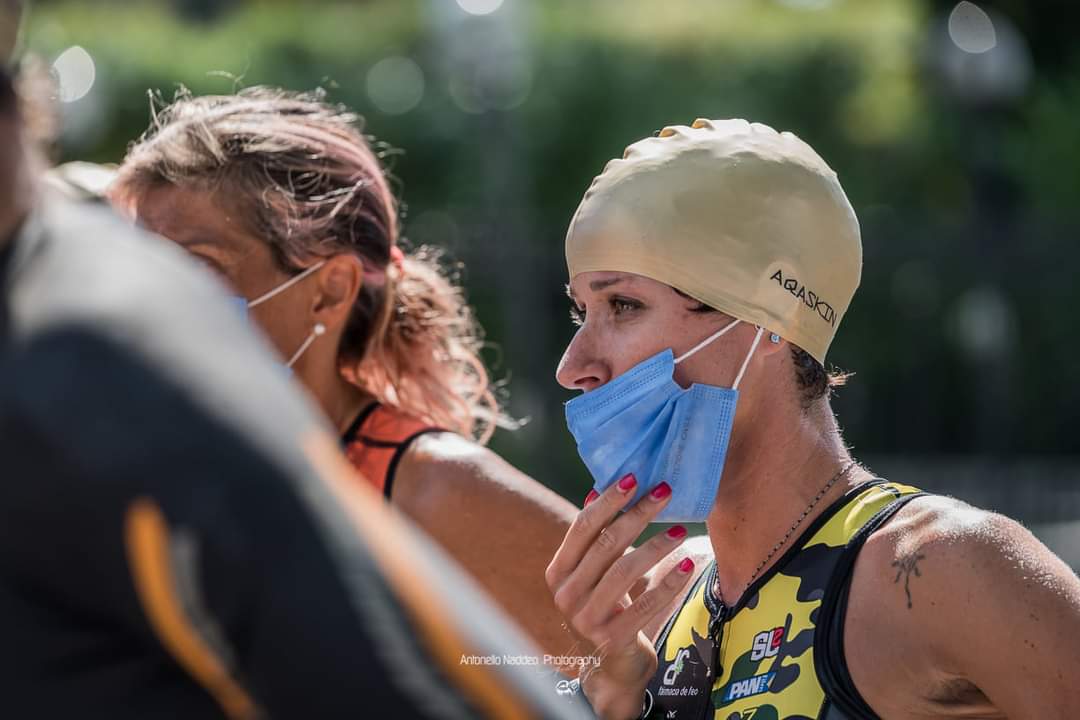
(366, 56), (425, 115)
(456, 0), (504, 16)
(948, 1), (996, 54)
(52, 45), (96, 103)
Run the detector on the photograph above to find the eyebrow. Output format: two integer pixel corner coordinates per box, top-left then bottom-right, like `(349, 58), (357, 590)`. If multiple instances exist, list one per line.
(589, 277), (625, 291)
(566, 276), (631, 300)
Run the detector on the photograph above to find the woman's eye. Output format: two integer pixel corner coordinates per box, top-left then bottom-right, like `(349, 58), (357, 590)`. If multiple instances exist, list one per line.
(611, 297), (641, 315)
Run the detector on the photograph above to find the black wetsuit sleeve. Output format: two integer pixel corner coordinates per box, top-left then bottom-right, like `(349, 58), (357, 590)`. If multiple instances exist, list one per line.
(0, 329), (589, 720)
(0, 202), (590, 719)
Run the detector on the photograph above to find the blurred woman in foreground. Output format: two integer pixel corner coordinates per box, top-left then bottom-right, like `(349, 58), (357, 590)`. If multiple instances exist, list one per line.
(110, 87), (580, 661)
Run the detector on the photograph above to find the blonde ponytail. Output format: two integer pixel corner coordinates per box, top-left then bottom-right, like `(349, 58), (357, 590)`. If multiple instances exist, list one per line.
(351, 245), (505, 443)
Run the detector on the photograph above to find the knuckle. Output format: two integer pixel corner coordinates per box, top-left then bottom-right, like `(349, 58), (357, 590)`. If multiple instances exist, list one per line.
(582, 625), (610, 649)
(606, 556), (633, 585)
(665, 567), (690, 589)
(633, 591), (657, 618)
(552, 585), (576, 615)
(631, 498), (656, 520)
(572, 606), (600, 634)
(544, 562), (560, 591)
(649, 532), (675, 552)
(594, 528), (620, 553)
(573, 508), (598, 536)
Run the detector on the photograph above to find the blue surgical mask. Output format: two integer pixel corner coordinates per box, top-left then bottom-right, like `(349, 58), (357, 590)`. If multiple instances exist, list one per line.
(228, 260), (327, 372)
(564, 319), (765, 523)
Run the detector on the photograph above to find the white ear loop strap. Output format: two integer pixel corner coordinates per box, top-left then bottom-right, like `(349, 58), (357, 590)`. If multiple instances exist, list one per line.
(247, 260), (326, 308)
(732, 327), (765, 390)
(285, 322), (326, 368)
(673, 318), (741, 365)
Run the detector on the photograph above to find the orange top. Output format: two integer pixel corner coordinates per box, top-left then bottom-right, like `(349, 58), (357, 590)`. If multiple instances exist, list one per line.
(341, 403), (441, 498)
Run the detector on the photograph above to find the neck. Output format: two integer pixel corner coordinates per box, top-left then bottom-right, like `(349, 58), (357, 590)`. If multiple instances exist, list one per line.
(705, 398), (864, 606)
(300, 362), (377, 437)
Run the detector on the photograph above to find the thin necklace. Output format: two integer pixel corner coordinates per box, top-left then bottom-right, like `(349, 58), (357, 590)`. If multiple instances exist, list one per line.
(713, 460), (857, 608)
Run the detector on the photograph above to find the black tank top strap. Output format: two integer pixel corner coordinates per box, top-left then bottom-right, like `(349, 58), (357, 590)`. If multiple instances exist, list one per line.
(815, 491), (927, 720)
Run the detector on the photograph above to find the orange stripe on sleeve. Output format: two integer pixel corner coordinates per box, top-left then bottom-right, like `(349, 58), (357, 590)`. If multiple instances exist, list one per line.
(124, 498), (259, 720)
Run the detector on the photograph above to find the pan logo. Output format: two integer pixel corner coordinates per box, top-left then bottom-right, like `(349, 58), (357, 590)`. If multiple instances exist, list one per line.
(721, 672), (776, 703)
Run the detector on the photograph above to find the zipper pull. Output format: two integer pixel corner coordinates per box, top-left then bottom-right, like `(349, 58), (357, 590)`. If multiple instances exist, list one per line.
(709, 604), (727, 642)
(707, 604), (727, 679)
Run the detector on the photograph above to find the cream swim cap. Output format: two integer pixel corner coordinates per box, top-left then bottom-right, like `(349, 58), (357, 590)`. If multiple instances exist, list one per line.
(565, 118), (861, 364)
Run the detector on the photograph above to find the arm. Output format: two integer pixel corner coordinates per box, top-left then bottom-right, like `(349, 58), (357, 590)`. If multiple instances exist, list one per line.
(394, 432), (590, 666)
(848, 497), (1080, 718)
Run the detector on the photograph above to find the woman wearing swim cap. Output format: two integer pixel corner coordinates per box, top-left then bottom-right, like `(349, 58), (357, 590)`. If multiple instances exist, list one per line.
(109, 87), (580, 659)
(547, 119), (1080, 718)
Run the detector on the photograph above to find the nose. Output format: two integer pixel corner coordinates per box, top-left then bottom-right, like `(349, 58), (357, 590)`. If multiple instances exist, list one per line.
(556, 331), (609, 392)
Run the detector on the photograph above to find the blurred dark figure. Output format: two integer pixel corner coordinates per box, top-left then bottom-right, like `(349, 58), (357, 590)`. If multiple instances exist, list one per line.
(0, 5), (587, 719)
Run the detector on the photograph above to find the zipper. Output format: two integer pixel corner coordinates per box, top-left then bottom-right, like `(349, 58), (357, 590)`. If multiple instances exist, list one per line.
(708, 602), (729, 681)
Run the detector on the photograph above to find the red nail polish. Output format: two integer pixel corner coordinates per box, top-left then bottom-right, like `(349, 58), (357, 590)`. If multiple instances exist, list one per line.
(650, 482), (671, 500)
(677, 557), (695, 573)
(617, 474), (637, 492)
(666, 525), (687, 540)
(583, 489), (599, 507)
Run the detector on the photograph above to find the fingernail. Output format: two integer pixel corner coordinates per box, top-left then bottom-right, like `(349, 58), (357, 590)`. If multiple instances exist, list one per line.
(583, 489), (599, 507)
(677, 557), (695, 574)
(650, 482), (671, 501)
(666, 525), (687, 540)
(617, 474), (637, 492)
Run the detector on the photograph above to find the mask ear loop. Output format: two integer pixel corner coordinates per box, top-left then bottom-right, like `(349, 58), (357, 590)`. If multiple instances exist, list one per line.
(732, 327), (766, 390)
(285, 322), (326, 368)
(673, 318), (741, 365)
(247, 260), (327, 308)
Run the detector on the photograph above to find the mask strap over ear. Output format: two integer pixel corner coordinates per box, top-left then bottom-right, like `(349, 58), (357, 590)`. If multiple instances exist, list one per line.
(248, 260), (326, 308)
(674, 318), (741, 365)
(285, 322), (326, 369)
(732, 327), (766, 390)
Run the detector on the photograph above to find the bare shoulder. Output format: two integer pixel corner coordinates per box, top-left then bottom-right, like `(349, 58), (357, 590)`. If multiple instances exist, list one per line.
(854, 493), (1078, 611)
(394, 431), (578, 523)
(854, 494), (992, 597)
(846, 494), (1080, 717)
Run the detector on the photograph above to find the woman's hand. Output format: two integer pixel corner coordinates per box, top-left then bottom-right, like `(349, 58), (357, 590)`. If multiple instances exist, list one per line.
(545, 474), (694, 720)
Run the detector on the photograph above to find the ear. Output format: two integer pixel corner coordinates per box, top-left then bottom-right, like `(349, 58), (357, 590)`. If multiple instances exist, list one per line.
(311, 254), (363, 330)
(757, 328), (787, 358)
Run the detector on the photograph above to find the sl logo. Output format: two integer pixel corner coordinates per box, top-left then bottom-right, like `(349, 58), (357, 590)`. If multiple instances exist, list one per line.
(749, 627), (784, 661)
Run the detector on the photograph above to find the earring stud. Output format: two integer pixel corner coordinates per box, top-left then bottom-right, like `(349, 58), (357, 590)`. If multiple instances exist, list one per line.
(769, 333), (781, 344)
(314, 322), (326, 336)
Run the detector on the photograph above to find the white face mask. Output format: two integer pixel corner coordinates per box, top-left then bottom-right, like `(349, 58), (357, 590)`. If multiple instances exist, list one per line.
(233, 260), (327, 370)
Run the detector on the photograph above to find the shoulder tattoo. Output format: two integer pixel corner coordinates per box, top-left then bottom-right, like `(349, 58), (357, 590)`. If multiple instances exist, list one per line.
(891, 552), (926, 609)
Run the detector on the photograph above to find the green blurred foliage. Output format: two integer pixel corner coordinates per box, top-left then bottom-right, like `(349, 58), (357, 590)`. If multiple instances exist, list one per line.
(24, 0), (1080, 502)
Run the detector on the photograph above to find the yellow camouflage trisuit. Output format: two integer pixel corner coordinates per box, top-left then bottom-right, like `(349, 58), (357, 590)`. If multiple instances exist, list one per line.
(644, 480), (925, 720)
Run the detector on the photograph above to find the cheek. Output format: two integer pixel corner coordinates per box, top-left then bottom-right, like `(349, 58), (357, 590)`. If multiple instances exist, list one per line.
(248, 302), (312, 357)
(591, 321), (667, 379)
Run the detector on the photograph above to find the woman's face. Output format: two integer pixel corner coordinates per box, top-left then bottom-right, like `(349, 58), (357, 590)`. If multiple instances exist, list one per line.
(131, 184), (316, 363)
(557, 271), (764, 393)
